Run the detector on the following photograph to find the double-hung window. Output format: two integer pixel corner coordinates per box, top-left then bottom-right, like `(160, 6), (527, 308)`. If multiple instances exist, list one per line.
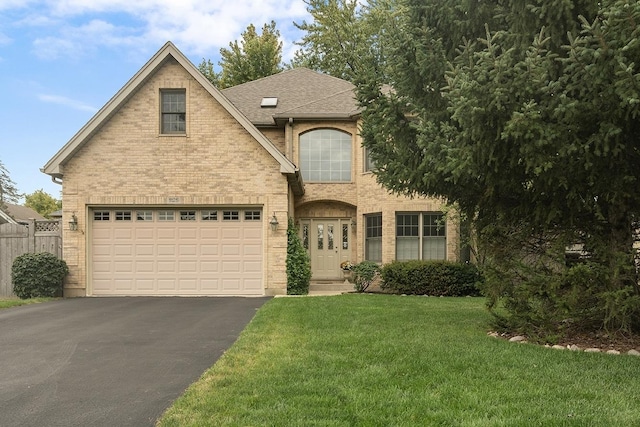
(396, 213), (446, 260)
(161, 89), (186, 134)
(365, 213), (382, 262)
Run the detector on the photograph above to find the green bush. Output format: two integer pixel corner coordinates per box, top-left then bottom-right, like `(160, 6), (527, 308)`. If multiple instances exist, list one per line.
(12, 252), (68, 299)
(352, 261), (381, 292)
(286, 218), (311, 295)
(380, 260), (482, 296)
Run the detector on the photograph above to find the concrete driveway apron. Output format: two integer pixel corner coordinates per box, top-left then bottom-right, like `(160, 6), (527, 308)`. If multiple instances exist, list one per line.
(0, 297), (271, 427)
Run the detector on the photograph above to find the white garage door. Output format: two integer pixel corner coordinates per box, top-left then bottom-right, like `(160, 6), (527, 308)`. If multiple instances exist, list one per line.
(91, 208), (263, 296)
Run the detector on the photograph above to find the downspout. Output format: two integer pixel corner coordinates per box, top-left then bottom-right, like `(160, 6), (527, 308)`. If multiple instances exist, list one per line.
(287, 117), (294, 160)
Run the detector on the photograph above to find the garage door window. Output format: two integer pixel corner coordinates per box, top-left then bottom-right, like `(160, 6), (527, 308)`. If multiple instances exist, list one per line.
(245, 211), (261, 221)
(158, 211), (175, 221)
(94, 211), (110, 221)
(137, 211), (153, 221)
(180, 211), (196, 221)
(201, 210), (218, 221)
(223, 211), (239, 221)
(115, 211), (132, 221)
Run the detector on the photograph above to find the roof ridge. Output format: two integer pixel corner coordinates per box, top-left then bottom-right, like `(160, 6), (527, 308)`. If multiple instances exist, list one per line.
(277, 87), (357, 115)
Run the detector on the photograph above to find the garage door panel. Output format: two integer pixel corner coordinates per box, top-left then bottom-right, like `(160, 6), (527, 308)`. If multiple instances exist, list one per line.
(157, 261), (176, 273)
(200, 244), (219, 255)
(179, 245), (197, 256)
(157, 245), (176, 256)
(91, 208), (263, 296)
(135, 245), (154, 256)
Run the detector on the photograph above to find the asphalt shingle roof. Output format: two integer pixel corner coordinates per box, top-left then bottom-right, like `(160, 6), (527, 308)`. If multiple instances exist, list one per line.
(221, 68), (360, 125)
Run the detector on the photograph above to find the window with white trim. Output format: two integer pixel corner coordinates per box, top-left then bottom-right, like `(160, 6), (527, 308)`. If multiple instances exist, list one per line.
(365, 213), (382, 262)
(364, 146), (376, 172)
(161, 89), (186, 134)
(299, 129), (352, 182)
(396, 213), (446, 260)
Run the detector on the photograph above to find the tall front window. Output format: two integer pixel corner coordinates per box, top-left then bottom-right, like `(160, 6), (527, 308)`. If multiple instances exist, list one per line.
(161, 89), (186, 134)
(299, 129), (352, 182)
(365, 213), (382, 262)
(396, 213), (446, 260)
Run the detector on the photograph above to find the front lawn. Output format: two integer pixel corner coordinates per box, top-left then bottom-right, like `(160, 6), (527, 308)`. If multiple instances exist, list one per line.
(158, 295), (640, 426)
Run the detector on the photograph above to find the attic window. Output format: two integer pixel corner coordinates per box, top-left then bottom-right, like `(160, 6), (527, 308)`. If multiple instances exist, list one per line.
(261, 97), (278, 108)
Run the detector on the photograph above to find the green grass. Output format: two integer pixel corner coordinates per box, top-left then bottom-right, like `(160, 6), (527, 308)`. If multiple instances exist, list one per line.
(158, 295), (640, 426)
(0, 297), (55, 309)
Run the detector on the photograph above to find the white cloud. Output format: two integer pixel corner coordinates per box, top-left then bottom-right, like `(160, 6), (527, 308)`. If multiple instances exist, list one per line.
(38, 94), (98, 112)
(20, 0), (311, 61)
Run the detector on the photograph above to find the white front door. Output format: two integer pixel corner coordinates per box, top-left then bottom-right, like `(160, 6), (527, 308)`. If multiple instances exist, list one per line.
(303, 218), (350, 280)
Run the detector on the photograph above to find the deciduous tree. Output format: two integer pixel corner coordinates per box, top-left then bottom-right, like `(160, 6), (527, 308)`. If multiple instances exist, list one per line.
(24, 189), (61, 218)
(199, 21), (283, 88)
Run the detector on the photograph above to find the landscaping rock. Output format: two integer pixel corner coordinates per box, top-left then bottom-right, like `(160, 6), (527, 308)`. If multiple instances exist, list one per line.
(584, 348), (601, 353)
(567, 344), (580, 351)
(552, 345), (565, 350)
(509, 335), (526, 343)
(606, 350), (621, 355)
(628, 349), (640, 356)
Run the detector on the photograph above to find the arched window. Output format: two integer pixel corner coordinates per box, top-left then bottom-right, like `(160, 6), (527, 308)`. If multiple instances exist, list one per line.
(299, 129), (352, 182)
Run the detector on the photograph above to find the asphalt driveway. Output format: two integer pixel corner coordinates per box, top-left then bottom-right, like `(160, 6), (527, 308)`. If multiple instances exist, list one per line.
(0, 297), (271, 427)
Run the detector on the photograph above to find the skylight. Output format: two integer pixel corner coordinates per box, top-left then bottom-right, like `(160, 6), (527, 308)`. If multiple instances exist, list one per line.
(261, 97), (278, 108)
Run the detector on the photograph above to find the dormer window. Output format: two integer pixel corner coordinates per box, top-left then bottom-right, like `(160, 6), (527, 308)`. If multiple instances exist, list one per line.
(161, 89), (186, 134)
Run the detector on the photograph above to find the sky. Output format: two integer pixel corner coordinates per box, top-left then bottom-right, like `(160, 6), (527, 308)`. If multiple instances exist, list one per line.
(0, 0), (311, 202)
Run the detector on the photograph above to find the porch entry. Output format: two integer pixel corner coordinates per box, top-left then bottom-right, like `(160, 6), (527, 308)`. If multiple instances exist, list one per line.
(300, 218), (351, 280)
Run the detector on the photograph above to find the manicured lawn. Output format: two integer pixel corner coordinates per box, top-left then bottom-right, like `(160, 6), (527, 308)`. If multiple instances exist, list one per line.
(0, 297), (55, 309)
(158, 294), (640, 426)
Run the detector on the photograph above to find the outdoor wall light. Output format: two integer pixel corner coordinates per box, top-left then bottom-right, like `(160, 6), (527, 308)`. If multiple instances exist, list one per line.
(69, 213), (78, 231)
(269, 213), (279, 232)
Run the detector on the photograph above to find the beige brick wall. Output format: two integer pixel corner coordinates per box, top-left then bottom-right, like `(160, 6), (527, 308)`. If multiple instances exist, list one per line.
(61, 58), (289, 296)
(290, 119), (459, 265)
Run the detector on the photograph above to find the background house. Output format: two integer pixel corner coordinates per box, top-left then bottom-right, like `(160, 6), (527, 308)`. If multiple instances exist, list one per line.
(42, 42), (458, 297)
(0, 203), (46, 225)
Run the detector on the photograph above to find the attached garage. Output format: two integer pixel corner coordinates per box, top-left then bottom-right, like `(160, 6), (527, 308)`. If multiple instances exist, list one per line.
(90, 208), (264, 296)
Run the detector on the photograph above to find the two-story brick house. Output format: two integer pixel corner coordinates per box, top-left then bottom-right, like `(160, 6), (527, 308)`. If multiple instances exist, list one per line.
(42, 42), (457, 297)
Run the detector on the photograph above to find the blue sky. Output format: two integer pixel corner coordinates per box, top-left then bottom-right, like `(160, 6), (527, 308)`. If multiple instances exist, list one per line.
(0, 0), (311, 202)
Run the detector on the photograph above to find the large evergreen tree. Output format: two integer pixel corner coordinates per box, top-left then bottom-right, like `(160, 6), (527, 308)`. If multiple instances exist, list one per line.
(0, 159), (21, 207)
(356, 0), (640, 335)
(199, 21), (283, 88)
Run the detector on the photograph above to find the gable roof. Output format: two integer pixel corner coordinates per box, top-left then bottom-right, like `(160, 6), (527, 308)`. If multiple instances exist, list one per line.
(1, 203), (46, 224)
(222, 68), (360, 126)
(41, 41), (298, 180)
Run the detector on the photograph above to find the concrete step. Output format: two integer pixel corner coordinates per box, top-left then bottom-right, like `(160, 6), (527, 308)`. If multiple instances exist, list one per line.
(309, 281), (354, 294)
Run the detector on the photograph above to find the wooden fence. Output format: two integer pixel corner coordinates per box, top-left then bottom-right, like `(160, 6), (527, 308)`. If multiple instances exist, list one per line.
(0, 219), (62, 297)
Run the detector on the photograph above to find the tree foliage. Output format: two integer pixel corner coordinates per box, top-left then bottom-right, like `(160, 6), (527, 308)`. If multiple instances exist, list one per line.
(0, 159), (21, 206)
(356, 0), (640, 335)
(291, 0), (391, 82)
(24, 189), (61, 218)
(199, 21), (283, 88)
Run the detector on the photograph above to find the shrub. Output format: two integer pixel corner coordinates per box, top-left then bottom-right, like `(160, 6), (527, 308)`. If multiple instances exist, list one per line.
(352, 261), (380, 292)
(380, 260), (482, 296)
(286, 218), (311, 295)
(12, 252), (68, 299)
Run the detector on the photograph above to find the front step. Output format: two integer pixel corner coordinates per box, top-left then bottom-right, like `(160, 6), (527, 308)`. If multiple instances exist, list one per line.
(309, 281), (354, 295)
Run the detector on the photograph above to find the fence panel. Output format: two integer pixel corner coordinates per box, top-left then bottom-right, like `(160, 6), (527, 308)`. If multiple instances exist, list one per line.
(0, 220), (62, 297)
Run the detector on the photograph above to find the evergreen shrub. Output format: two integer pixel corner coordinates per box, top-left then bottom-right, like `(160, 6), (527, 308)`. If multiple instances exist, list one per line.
(286, 218), (311, 295)
(380, 260), (482, 296)
(12, 252), (68, 299)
